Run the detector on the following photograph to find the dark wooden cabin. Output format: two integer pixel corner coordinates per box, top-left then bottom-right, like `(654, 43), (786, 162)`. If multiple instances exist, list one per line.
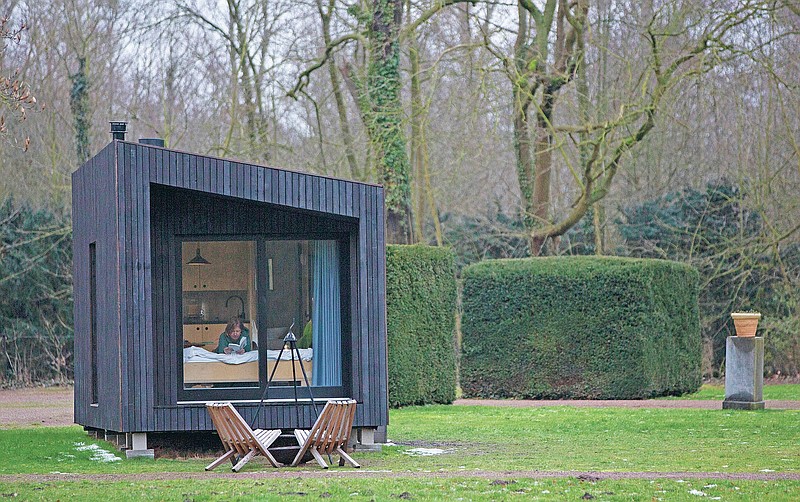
(72, 135), (387, 455)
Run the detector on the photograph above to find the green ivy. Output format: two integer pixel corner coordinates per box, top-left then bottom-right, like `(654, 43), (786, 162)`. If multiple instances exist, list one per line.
(69, 57), (91, 164)
(460, 256), (702, 399)
(386, 245), (457, 407)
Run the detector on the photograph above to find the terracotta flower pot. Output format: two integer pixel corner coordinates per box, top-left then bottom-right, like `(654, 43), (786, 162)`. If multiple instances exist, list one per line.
(731, 312), (761, 337)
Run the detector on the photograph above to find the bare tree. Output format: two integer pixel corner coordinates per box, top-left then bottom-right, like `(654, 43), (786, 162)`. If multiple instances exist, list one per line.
(0, 13), (36, 148)
(174, 0), (295, 163)
(478, 0), (798, 255)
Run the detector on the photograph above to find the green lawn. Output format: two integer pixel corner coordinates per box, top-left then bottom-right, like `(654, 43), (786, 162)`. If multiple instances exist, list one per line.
(661, 383), (800, 401)
(1, 477), (799, 501)
(384, 405), (800, 473)
(1, 405), (798, 500)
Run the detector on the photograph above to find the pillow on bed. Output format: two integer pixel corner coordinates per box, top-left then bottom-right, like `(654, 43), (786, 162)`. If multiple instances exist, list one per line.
(265, 327), (289, 350)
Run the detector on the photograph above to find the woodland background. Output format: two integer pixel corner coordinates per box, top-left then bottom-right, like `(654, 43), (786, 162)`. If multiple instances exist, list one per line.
(0, 0), (798, 386)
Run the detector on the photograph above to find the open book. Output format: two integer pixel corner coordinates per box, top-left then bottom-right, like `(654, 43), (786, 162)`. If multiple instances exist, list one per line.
(227, 337), (247, 354)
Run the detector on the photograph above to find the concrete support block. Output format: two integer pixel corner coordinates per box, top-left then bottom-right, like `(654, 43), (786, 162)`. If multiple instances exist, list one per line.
(723, 336), (765, 411)
(358, 427), (375, 444)
(125, 432), (155, 459)
(354, 427), (381, 452)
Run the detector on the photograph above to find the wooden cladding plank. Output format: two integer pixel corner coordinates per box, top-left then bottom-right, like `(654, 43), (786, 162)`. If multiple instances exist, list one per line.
(203, 156), (211, 193)
(292, 173), (300, 208)
(246, 164), (255, 200)
(271, 170), (279, 203)
(332, 180), (340, 215)
(374, 187), (388, 424)
(367, 188), (377, 414)
(296, 173), (305, 209)
(150, 403), (325, 432)
(118, 143), (132, 432)
(278, 170), (286, 205)
(265, 169), (273, 203)
(143, 149), (156, 428)
(133, 145), (144, 430)
(356, 186), (369, 405)
(256, 167), (265, 202)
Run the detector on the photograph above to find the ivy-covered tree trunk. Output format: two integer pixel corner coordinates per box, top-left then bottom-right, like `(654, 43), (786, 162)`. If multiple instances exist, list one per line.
(69, 57), (91, 165)
(368, 0), (411, 244)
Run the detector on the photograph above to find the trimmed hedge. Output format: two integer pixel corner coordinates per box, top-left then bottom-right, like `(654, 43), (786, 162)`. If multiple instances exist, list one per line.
(386, 245), (457, 407)
(461, 256), (701, 399)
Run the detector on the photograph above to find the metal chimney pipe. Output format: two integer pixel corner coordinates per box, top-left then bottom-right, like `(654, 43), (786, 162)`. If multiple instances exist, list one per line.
(110, 121), (127, 141)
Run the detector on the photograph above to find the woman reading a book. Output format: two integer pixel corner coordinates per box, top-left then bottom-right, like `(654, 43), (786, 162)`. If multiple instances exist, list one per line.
(215, 317), (251, 355)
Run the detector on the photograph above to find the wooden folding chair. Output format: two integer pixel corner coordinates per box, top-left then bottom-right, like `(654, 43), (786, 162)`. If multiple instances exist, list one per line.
(291, 399), (360, 469)
(205, 402), (282, 471)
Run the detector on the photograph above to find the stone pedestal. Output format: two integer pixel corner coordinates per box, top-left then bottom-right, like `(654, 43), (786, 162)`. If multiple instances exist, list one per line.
(723, 336), (765, 410)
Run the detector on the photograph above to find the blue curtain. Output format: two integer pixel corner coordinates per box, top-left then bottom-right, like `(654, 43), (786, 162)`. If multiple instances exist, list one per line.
(312, 240), (341, 386)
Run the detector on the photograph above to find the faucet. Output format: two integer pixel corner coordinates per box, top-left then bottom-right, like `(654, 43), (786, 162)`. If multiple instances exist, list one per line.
(225, 295), (246, 319)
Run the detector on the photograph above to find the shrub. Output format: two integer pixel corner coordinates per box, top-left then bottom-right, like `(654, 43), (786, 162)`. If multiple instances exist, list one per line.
(386, 245), (457, 407)
(460, 256), (701, 399)
(614, 182), (781, 377)
(0, 199), (73, 386)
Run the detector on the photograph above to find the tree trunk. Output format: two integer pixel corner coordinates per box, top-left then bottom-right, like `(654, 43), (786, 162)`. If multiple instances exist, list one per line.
(409, 23), (424, 244)
(69, 57), (91, 165)
(593, 203), (605, 255)
(530, 90), (556, 255)
(319, 0), (360, 179)
(369, 0), (411, 244)
(512, 6), (536, 237)
(421, 129), (444, 246)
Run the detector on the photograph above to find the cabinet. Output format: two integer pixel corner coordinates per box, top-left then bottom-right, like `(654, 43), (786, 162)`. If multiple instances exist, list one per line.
(183, 323), (250, 348)
(182, 241), (252, 291)
(183, 323), (224, 347)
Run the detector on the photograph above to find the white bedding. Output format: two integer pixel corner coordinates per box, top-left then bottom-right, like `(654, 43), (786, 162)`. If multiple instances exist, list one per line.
(183, 346), (312, 365)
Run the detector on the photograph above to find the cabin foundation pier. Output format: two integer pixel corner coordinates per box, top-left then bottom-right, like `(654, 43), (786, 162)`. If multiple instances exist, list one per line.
(125, 432), (155, 459)
(354, 427), (381, 452)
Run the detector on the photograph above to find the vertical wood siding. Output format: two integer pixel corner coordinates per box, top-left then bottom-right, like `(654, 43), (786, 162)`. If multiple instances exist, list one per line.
(72, 142), (124, 431)
(75, 141), (387, 433)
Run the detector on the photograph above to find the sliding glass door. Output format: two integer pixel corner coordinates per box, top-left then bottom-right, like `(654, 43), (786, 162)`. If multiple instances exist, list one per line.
(178, 236), (347, 400)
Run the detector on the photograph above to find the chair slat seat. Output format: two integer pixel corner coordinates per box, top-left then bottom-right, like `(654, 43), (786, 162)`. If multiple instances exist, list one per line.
(291, 399), (360, 469)
(205, 402), (282, 471)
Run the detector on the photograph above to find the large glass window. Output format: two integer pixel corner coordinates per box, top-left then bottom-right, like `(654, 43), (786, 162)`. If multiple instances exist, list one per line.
(182, 240), (259, 389)
(180, 238), (344, 396)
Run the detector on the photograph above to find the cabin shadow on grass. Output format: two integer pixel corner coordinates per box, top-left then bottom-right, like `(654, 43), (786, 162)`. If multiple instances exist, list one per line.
(147, 431), (313, 466)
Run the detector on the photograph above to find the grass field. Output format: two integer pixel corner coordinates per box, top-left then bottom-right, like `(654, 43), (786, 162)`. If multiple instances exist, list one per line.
(1, 403), (798, 500)
(2, 477), (799, 501)
(661, 383), (800, 401)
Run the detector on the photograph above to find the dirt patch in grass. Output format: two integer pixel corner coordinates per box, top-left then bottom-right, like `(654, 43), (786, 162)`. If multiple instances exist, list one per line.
(0, 386), (74, 428)
(2, 386), (798, 429)
(1, 469), (799, 483)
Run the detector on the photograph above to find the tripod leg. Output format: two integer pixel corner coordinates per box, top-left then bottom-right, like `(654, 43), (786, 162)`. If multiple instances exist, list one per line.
(253, 346), (287, 425)
(291, 342), (331, 463)
(292, 343), (319, 418)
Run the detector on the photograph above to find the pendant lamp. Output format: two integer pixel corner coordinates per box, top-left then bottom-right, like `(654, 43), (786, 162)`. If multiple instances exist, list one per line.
(187, 247), (211, 266)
